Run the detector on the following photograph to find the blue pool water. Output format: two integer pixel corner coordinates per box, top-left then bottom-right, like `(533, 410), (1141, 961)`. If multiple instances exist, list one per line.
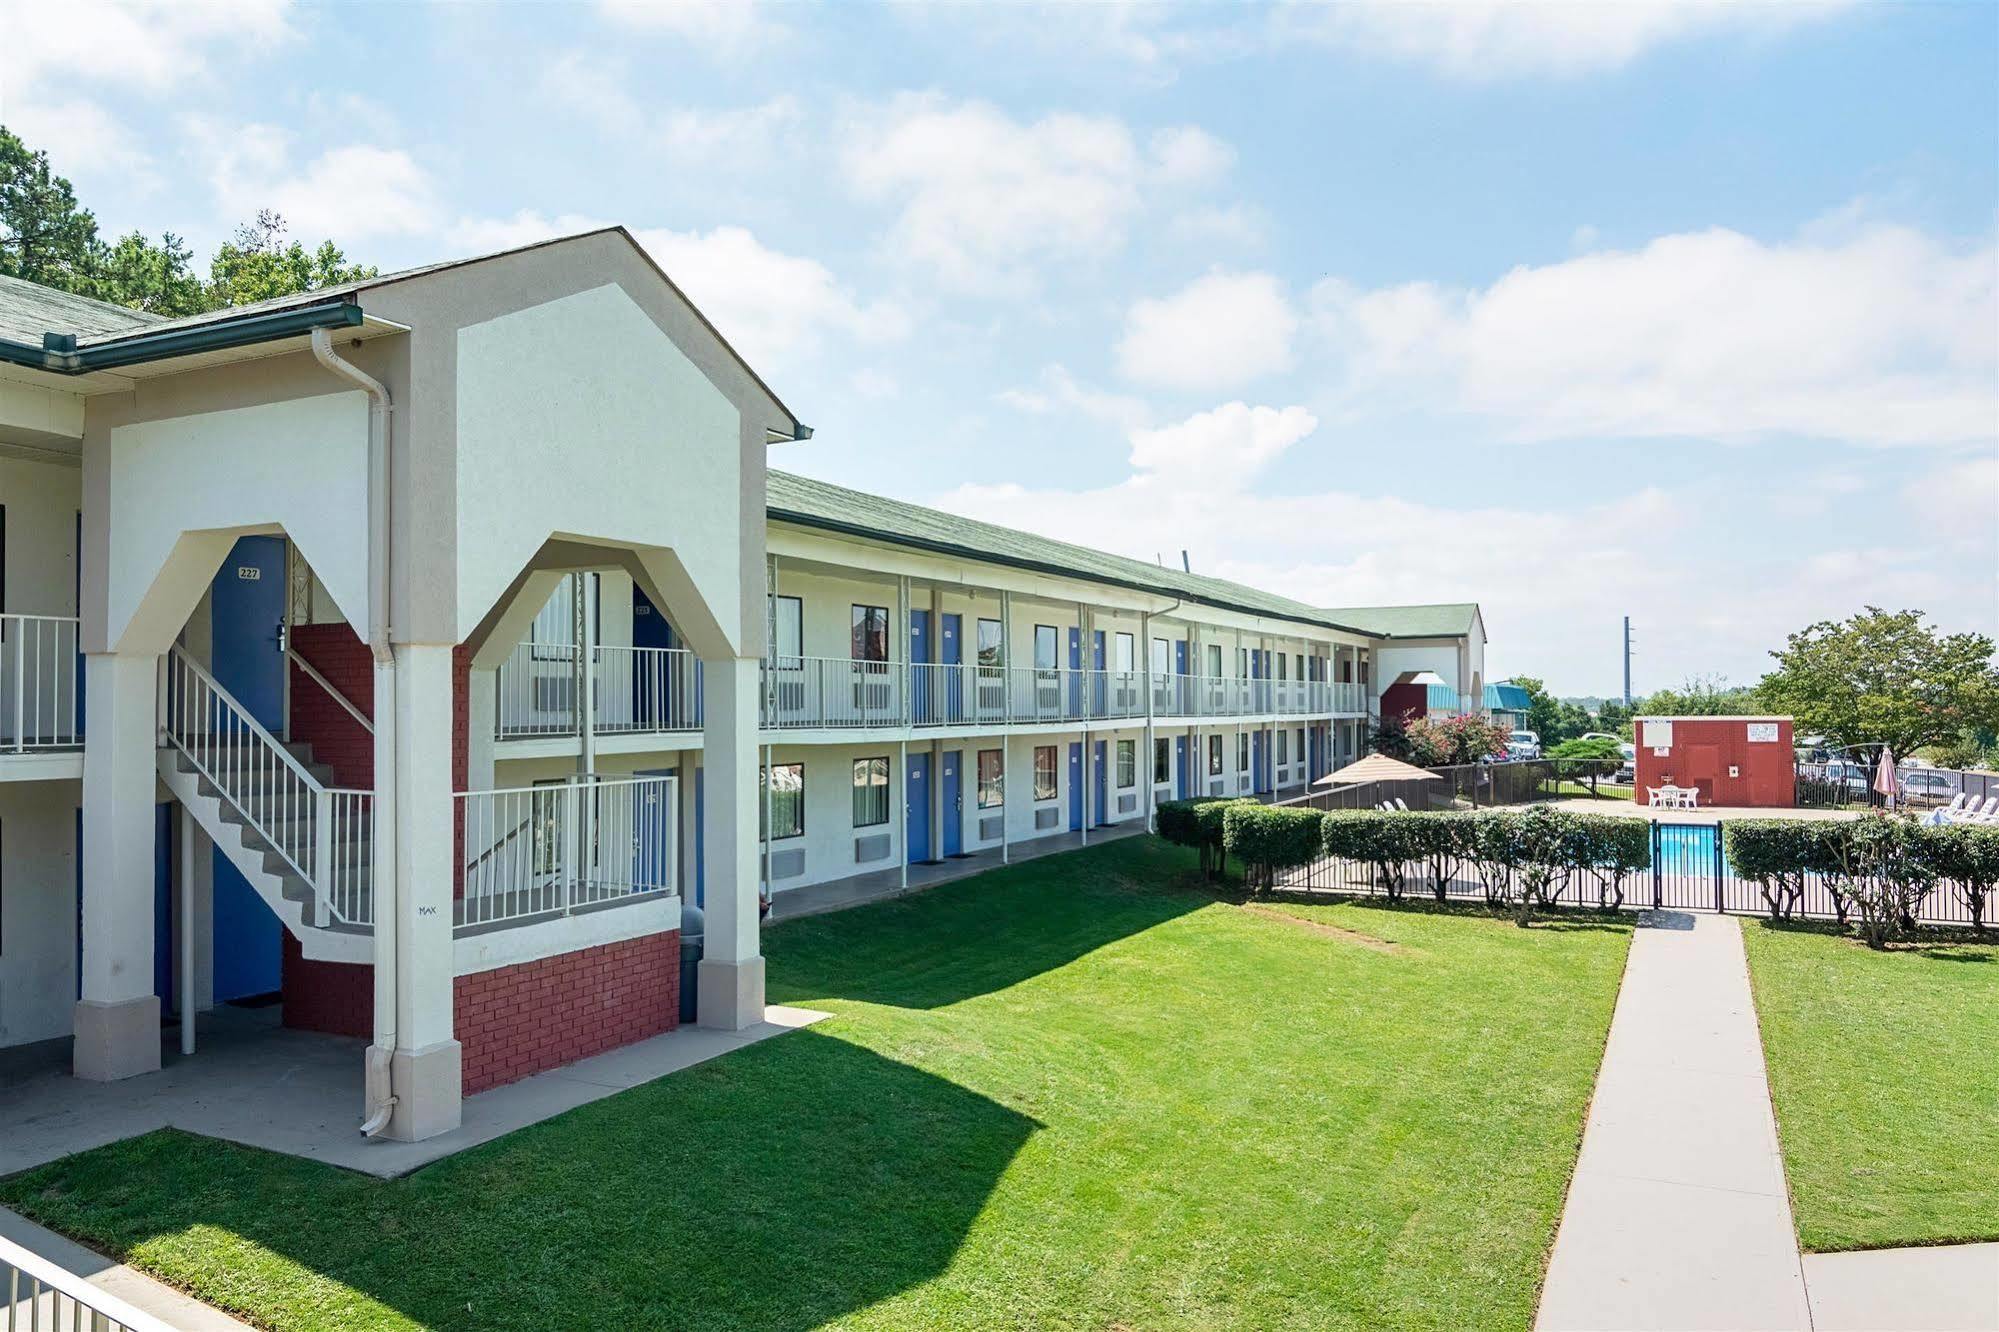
(1658, 823), (1720, 874)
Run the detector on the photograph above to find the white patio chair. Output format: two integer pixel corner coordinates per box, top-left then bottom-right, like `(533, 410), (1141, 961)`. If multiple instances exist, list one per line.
(1393, 798), (1410, 811)
(1678, 787), (1699, 809)
(1646, 787), (1667, 808)
(1941, 792), (1968, 818)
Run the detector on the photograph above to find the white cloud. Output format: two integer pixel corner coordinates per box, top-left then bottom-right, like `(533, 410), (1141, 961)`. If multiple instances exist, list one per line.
(632, 224), (909, 368)
(1905, 454), (1999, 550)
(1311, 220), (1998, 447)
(839, 94), (1235, 292)
(595, 0), (785, 51)
(1278, 0), (1849, 79)
(659, 95), (804, 163)
(445, 210), (612, 254)
(1, 0), (293, 97)
(1117, 271), (1297, 390)
(187, 119), (440, 241)
(1127, 402), (1317, 488)
(998, 365), (1151, 434)
(536, 50), (645, 133)
(3, 97), (149, 177)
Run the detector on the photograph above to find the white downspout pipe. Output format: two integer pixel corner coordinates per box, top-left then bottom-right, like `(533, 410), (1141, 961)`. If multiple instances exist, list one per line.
(310, 327), (399, 1137)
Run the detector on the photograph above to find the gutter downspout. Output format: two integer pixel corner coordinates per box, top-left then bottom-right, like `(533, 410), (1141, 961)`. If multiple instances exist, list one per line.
(311, 328), (399, 1138)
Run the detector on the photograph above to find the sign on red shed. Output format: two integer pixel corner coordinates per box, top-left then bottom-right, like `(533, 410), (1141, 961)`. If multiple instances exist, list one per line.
(1633, 716), (1795, 809)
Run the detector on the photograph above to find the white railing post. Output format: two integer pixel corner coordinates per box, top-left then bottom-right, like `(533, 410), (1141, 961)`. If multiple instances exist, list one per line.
(313, 787), (334, 927)
(11, 622), (25, 753)
(563, 779), (582, 915)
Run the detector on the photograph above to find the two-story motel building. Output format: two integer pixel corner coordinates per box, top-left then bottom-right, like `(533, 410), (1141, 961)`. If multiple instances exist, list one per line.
(0, 229), (1487, 1144)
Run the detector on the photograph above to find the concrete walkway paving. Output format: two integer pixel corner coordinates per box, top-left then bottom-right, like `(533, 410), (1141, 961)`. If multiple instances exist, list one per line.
(1538, 911), (1815, 1331)
(2, 1204), (253, 1330)
(1804, 1242), (1999, 1331)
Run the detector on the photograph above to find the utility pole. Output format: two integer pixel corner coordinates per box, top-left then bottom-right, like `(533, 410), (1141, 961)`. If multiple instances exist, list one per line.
(1622, 616), (1633, 707)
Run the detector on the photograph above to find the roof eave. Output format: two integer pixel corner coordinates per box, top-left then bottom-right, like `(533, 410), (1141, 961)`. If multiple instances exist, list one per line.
(0, 299), (365, 376)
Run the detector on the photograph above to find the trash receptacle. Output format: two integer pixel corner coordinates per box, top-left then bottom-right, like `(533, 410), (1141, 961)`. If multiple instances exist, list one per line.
(678, 902), (704, 1024)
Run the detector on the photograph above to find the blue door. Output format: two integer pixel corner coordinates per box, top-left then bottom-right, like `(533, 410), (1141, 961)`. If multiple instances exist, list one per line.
(906, 752), (932, 863)
(1309, 726), (1323, 781)
(1093, 739), (1109, 825)
(1252, 732), (1268, 794)
(633, 769), (674, 891)
(210, 535), (286, 1002)
(1091, 630), (1106, 717)
(941, 750), (963, 857)
(1068, 743), (1083, 831)
(910, 611), (931, 724)
(1174, 735), (1189, 799)
(940, 613), (963, 722)
(632, 586), (676, 726)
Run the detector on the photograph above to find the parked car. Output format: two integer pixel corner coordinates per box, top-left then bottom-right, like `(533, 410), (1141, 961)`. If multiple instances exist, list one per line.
(1507, 730), (1541, 760)
(1579, 732), (1621, 744)
(1817, 760), (1873, 795)
(1898, 768), (1959, 806)
(1613, 743), (1637, 785)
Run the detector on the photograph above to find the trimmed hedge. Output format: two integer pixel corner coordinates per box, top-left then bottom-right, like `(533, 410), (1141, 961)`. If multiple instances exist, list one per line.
(1929, 822), (1999, 932)
(1322, 810), (1440, 902)
(1724, 820), (1843, 921)
(1223, 803), (1326, 894)
(1157, 797), (1254, 878)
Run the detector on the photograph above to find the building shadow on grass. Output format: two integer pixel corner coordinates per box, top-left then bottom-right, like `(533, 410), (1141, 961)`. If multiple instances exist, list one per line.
(766, 836), (1213, 1010)
(0, 1029), (1037, 1332)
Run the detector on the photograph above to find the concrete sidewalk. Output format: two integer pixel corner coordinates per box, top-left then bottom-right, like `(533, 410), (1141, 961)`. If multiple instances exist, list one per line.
(1537, 911), (1814, 1331)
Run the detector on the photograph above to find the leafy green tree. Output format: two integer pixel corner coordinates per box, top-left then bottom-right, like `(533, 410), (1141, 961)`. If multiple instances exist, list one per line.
(1635, 674), (1762, 718)
(0, 127), (103, 292)
(96, 231), (208, 316)
(206, 210), (376, 308)
(1548, 736), (1623, 797)
(1759, 608), (1999, 757)
(1407, 712), (1511, 767)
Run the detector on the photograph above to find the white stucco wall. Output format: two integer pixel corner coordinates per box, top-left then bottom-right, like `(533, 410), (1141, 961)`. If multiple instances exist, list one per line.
(455, 284), (741, 649)
(0, 780), (80, 1046)
(104, 391), (370, 650)
(0, 456), (81, 618)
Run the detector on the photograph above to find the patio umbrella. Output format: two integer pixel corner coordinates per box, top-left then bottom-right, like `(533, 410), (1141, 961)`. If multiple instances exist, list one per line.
(1314, 753), (1442, 788)
(1874, 745), (1898, 809)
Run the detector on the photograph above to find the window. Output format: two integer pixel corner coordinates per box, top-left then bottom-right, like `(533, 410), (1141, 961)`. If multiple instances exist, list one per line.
(1237, 734), (1249, 772)
(1114, 632), (1135, 673)
(1238, 646), (1249, 678)
(1151, 637), (1169, 675)
(761, 763), (804, 840)
(851, 605), (888, 662)
(771, 595), (802, 668)
(1034, 624), (1058, 670)
(1033, 745), (1058, 800)
(977, 749), (1004, 807)
(1296, 728), (1306, 761)
(1117, 739), (1135, 788)
(1208, 734), (1222, 775)
(1277, 653), (1287, 682)
(852, 756), (890, 827)
(978, 618), (1004, 667)
(1277, 730), (1288, 765)
(1154, 738), (1170, 785)
(1206, 643), (1222, 677)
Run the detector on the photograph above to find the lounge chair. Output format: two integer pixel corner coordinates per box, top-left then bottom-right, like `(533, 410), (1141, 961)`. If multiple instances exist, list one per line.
(1940, 792), (1969, 818)
(1968, 798), (1999, 825)
(1393, 798), (1411, 811)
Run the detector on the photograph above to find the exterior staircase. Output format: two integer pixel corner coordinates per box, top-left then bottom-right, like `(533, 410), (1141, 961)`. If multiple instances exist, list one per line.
(157, 647), (374, 964)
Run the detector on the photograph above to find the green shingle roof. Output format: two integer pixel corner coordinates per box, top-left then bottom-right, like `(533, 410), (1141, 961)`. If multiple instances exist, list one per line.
(768, 470), (1391, 637)
(0, 273), (160, 345)
(1316, 603), (1480, 639)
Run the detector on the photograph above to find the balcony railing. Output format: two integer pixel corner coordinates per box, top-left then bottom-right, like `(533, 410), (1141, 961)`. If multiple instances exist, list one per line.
(495, 643), (702, 740)
(456, 773), (676, 929)
(1, 613), (81, 751)
(763, 657), (1368, 730)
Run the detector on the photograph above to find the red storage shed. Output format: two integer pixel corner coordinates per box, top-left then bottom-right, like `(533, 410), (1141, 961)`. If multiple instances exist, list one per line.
(1633, 716), (1795, 809)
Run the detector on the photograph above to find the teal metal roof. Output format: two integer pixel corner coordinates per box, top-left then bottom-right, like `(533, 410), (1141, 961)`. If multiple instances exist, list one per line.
(1317, 603), (1479, 638)
(768, 470), (1384, 636)
(1485, 681), (1532, 713)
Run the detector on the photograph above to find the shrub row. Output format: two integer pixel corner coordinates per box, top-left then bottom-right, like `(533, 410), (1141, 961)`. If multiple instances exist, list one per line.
(1155, 797), (1254, 879)
(1724, 816), (1999, 944)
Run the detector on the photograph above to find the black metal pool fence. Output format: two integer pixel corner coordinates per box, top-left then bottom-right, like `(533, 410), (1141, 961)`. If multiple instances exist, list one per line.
(1272, 819), (1984, 929)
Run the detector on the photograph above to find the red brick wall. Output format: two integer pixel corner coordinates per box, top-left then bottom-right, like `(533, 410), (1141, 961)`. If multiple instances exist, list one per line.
(289, 624), (375, 787)
(281, 934), (373, 1037)
(455, 931), (680, 1095)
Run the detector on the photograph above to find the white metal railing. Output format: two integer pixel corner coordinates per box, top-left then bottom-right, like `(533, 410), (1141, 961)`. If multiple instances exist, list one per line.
(456, 773), (676, 929)
(0, 613), (80, 751)
(160, 646), (374, 927)
(762, 658), (1359, 728)
(288, 647), (373, 734)
(495, 643), (703, 739)
(3, 1231), (177, 1332)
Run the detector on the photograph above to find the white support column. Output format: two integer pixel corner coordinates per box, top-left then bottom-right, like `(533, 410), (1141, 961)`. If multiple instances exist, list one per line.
(1140, 609), (1154, 830)
(179, 803), (197, 1057)
(677, 751), (701, 906)
(384, 642), (461, 1141)
(1000, 737), (1011, 865)
(75, 652), (162, 1081)
(699, 656), (764, 1030)
(898, 738), (909, 890)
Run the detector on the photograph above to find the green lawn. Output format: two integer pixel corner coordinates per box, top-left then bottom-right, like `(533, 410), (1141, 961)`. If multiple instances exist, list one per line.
(1, 839), (1633, 1331)
(1743, 922), (1999, 1252)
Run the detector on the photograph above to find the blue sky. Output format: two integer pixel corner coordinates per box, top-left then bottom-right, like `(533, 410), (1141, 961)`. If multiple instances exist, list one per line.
(5, 0), (1994, 694)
